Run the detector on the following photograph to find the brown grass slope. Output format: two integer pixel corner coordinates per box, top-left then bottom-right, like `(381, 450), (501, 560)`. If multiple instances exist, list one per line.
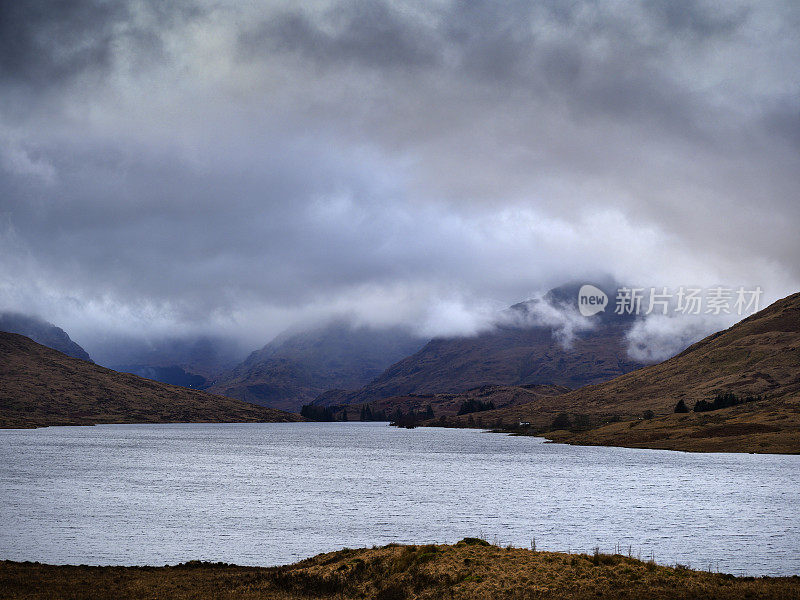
(2, 542), (799, 600)
(0, 332), (302, 428)
(464, 292), (800, 452)
(363, 384), (571, 419)
(315, 321), (644, 407)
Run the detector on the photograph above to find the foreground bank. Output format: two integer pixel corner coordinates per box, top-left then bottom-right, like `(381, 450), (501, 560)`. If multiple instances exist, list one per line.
(3, 541), (799, 600)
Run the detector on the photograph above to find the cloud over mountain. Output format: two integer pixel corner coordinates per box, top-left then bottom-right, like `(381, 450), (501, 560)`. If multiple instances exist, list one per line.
(0, 0), (797, 355)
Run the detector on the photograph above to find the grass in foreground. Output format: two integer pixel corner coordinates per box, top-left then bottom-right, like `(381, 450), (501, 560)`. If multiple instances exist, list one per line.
(2, 540), (799, 600)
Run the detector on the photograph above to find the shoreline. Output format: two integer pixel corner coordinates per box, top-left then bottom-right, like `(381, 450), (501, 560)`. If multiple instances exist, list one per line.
(5, 418), (800, 455)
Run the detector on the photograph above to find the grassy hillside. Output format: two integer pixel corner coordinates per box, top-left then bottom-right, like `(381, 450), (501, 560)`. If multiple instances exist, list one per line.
(419, 292), (800, 453)
(2, 542), (798, 599)
(543, 395), (800, 453)
(320, 319), (643, 407)
(0, 332), (302, 428)
(341, 383), (570, 421)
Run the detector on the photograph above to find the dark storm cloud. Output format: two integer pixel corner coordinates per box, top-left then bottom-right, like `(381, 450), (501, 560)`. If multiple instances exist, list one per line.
(239, 1), (439, 69)
(0, 0), (798, 354)
(0, 0), (123, 85)
(235, 0), (745, 132)
(644, 0), (750, 36)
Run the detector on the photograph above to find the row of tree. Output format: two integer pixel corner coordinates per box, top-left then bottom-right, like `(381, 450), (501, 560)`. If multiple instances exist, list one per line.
(358, 404), (388, 421)
(390, 405), (435, 428)
(456, 399), (496, 415)
(693, 392), (762, 412)
(299, 405), (338, 421)
(674, 392), (763, 414)
(300, 403), (436, 423)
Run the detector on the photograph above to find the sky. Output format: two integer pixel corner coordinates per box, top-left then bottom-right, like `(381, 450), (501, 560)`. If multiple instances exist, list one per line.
(0, 0), (798, 358)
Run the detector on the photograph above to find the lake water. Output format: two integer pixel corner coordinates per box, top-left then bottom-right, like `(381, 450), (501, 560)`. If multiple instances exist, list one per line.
(1, 422), (798, 576)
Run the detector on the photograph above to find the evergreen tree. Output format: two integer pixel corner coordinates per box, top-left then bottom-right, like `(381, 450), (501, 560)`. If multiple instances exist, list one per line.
(551, 412), (572, 430)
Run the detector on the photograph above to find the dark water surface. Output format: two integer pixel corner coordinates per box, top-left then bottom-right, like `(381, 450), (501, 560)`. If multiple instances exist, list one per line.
(1, 422), (797, 575)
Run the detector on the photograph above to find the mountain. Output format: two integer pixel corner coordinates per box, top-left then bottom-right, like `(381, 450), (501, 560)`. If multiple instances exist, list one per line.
(316, 283), (646, 407)
(89, 334), (248, 389)
(110, 364), (207, 389)
(0, 332), (302, 428)
(207, 322), (425, 412)
(0, 312), (92, 362)
(451, 291), (800, 453)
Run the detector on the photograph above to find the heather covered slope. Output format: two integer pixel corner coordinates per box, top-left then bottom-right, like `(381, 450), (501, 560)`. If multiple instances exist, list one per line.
(454, 292), (800, 452)
(501, 291), (800, 419)
(0, 332), (301, 428)
(2, 542), (799, 600)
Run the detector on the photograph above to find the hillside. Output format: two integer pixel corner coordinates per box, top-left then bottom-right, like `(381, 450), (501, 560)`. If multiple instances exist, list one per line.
(316, 284), (646, 407)
(2, 542), (798, 600)
(208, 322), (424, 412)
(0, 332), (301, 428)
(328, 384), (571, 421)
(0, 312), (92, 362)
(446, 291), (800, 453)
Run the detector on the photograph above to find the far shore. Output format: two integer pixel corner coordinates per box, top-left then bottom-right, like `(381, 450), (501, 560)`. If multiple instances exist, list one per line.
(5, 416), (800, 455)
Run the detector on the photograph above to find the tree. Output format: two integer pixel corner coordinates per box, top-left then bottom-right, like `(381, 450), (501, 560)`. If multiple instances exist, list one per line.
(424, 404), (434, 419)
(300, 405), (335, 421)
(674, 400), (689, 413)
(551, 412), (572, 430)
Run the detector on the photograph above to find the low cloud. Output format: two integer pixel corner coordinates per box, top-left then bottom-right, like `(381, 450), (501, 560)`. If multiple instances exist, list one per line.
(625, 313), (730, 362)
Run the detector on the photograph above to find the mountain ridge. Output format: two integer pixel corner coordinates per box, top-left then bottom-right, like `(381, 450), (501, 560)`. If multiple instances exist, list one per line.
(314, 283), (647, 407)
(208, 321), (425, 412)
(0, 312), (92, 362)
(0, 332), (301, 428)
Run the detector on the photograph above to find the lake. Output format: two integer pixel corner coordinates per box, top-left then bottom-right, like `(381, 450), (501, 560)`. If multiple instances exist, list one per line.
(0, 422), (798, 576)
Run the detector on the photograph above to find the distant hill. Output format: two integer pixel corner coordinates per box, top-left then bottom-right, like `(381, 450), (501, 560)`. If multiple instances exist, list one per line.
(0, 332), (302, 428)
(316, 283), (646, 407)
(111, 364), (207, 389)
(90, 334), (248, 387)
(448, 291), (800, 453)
(0, 312), (92, 362)
(207, 322), (425, 412)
